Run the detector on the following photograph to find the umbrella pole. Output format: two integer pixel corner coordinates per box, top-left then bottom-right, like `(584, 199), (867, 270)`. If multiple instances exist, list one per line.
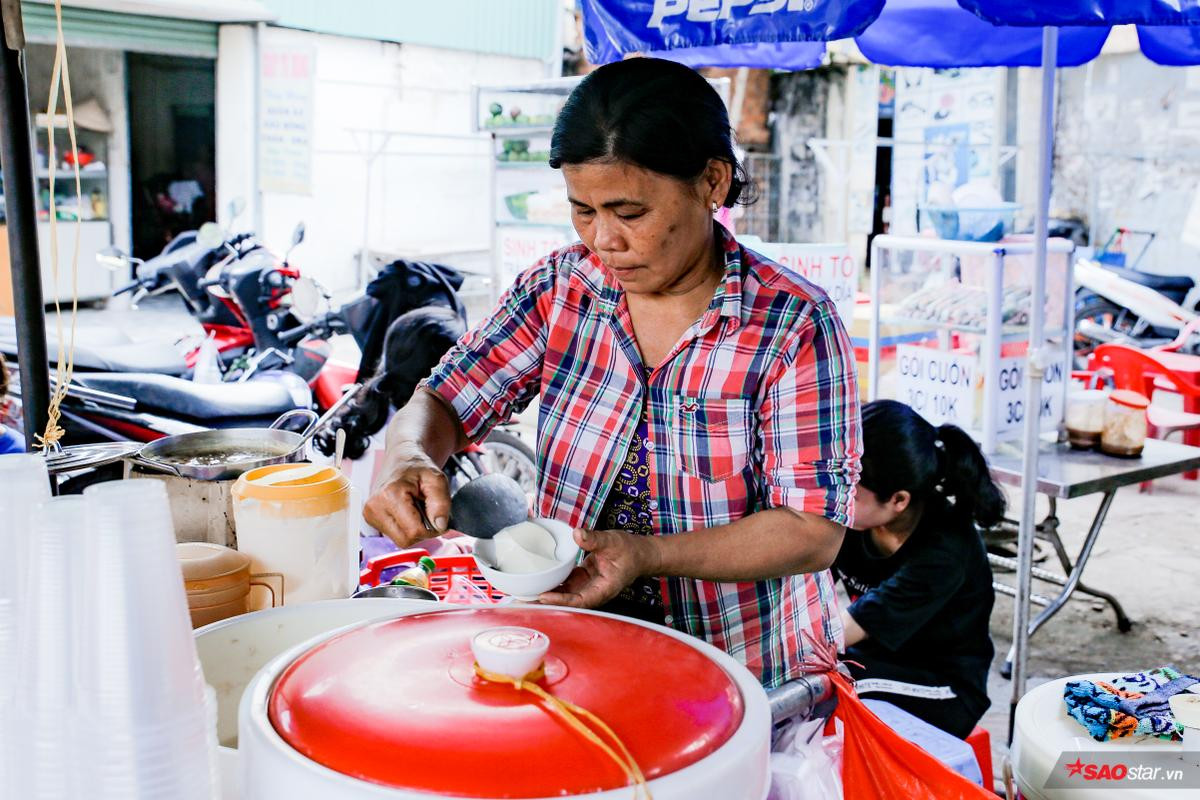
(0, 5), (49, 451)
(1010, 26), (1059, 744)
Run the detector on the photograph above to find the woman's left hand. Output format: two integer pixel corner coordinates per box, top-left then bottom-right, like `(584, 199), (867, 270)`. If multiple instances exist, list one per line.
(538, 527), (659, 609)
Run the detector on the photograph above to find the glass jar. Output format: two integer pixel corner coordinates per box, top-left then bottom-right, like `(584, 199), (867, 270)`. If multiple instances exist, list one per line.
(1065, 389), (1108, 450)
(1100, 390), (1150, 458)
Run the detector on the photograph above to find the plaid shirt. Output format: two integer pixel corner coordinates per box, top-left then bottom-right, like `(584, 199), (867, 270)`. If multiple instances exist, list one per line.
(424, 225), (861, 688)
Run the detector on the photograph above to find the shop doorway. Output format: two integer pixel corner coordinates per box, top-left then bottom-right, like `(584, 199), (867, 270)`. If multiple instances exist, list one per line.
(126, 53), (216, 260)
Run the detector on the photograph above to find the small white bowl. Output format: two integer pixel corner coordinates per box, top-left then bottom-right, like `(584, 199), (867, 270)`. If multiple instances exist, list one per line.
(473, 518), (579, 601)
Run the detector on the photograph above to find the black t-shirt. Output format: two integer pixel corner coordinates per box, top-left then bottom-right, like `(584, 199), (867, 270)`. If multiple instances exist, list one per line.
(832, 513), (994, 715)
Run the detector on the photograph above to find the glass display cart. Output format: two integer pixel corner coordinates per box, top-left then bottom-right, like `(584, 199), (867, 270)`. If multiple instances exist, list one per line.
(866, 234), (1076, 453)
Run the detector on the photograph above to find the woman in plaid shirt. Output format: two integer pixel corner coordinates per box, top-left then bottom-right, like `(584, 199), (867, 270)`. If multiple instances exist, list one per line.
(366, 58), (862, 688)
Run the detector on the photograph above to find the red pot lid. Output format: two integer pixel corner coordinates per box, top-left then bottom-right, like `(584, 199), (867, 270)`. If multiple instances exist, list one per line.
(268, 607), (745, 797)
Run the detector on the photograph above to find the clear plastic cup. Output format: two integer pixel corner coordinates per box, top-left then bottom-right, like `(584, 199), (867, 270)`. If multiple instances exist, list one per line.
(78, 711), (214, 800)
(79, 480), (206, 723)
(0, 454), (52, 694)
(74, 480), (214, 800)
(0, 455), (52, 798)
(8, 497), (87, 800)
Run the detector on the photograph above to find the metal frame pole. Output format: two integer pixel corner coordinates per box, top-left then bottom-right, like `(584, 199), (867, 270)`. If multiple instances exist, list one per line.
(1010, 26), (1059, 743)
(0, 3), (49, 450)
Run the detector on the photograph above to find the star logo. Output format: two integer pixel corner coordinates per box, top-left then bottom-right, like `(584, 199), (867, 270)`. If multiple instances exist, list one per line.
(1065, 759), (1086, 777)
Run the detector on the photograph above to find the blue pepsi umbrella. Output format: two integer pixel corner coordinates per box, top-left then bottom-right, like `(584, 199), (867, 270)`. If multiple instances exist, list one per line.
(579, 0), (1200, 730)
(961, 0), (1200, 28)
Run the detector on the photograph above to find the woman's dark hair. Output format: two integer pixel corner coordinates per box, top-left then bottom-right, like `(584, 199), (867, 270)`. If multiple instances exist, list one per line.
(859, 399), (1006, 529)
(549, 58), (751, 208)
(315, 306), (465, 461)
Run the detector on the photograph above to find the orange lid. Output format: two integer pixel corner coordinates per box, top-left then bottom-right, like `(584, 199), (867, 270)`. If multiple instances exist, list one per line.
(233, 463), (349, 501)
(176, 542), (250, 583)
(1109, 390), (1150, 410)
(268, 608), (744, 797)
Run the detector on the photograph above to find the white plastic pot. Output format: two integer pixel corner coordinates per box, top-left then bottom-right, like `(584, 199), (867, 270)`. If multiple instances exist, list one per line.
(195, 598), (436, 749)
(237, 606), (772, 800)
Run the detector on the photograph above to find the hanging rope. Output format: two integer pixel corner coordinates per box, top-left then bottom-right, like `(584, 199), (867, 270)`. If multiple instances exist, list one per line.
(473, 662), (652, 799)
(35, 0), (80, 451)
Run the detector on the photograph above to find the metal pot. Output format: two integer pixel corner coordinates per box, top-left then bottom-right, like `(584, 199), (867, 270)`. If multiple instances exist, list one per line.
(351, 584), (439, 602)
(130, 385), (360, 482)
(131, 409), (317, 481)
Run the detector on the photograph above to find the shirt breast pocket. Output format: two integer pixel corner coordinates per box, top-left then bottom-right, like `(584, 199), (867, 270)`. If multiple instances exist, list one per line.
(670, 396), (755, 483)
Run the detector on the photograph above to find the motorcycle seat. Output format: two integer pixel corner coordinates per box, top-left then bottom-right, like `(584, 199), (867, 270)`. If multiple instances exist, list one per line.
(1101, 265), (1195, 304)
(0, 321), (188, 376)
(74, 372), (310, 424)
(69, 341), (189, 376)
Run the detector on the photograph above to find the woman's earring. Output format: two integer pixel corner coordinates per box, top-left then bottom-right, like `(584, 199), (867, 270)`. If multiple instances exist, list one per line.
(711, 201), (719, 213)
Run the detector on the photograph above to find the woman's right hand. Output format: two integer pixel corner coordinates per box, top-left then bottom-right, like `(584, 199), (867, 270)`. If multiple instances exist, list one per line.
(364, 447), (452, 549)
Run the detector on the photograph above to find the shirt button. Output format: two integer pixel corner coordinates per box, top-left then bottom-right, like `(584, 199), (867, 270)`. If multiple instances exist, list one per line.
(664, 615), (674, 625)
(644, 438), (654, 451)
(648, 500), (659, 511)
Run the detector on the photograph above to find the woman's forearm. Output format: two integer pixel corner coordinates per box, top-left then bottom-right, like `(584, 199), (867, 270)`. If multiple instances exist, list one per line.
(383, 388), (470, 470)
(646, 508), (845, 583)
(841, 610), (868, 648)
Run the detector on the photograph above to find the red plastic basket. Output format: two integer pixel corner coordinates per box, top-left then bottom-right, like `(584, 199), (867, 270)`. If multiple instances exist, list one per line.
(359, 549), (506, 605)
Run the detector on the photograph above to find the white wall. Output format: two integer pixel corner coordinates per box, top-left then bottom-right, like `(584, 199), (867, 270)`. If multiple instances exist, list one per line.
(217, 25), (546, 293)
(215, 24), (256, 228)
(1051, 54), (1200, 279)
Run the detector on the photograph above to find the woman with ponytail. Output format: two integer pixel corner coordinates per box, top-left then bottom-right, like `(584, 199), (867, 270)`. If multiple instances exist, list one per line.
(833, 399), (1006, 738)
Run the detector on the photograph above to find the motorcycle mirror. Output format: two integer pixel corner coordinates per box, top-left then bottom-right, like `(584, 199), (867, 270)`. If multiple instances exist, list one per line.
(196, 222), (225, 250)
(95, 246), (130, 271)
(228, 196), (246, 221)
(291, 222), (306, 248)
(289, 277), (322, 321)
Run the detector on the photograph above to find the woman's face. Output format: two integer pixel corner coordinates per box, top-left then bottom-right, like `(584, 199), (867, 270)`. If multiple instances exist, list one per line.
(561, 159), (730, 295)
(852, 486), (911, 530)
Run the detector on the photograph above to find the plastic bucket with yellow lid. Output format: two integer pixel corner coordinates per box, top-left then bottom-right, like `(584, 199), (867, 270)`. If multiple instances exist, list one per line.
(232, 464), (357, 606)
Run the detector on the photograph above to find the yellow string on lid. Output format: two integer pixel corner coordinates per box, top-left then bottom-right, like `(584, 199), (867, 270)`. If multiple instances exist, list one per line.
(35, 0), (81, 451)
(472, 662), (653, 800)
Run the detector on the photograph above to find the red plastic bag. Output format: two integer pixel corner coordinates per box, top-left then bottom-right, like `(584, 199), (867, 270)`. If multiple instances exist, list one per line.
(830, 671), (994, 800)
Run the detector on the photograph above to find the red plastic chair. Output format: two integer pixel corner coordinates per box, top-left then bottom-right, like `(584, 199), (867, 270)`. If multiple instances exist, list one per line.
(1089, 344), (1200, 481)
(1154, 317), (1200, 354)
(965, 726), (993, 792)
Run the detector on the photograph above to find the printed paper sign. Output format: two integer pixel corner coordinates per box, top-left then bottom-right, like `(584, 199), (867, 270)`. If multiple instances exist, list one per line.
(748, 242), (860, 325)
(895, 345), (977, 428)
(498, 226), (575, 284)
(994, 353), (1066, 435)
(260, 45), (315, 195)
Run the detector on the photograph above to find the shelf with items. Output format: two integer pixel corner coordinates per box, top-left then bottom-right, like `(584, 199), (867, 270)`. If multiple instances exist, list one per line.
(33, 122), (111, 223)
(475, 76), (730, 304)
(867, 234), (1076, 454)
(882, 314), (1069, 341)
(495, 220), (575, 231)
(476, 78), (584, 302)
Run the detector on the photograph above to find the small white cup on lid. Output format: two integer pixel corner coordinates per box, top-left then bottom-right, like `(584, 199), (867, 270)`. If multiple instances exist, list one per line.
(471, 626), (550, 681)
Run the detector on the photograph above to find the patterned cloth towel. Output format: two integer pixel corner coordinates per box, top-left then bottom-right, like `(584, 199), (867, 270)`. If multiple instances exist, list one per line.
(1064, 666), (1199, 742)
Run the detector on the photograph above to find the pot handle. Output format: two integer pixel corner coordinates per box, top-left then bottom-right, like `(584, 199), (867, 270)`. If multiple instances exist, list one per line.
(127, 452), (183, 478)
(269, 408), (318, 432)
(249, 572), (285, 608)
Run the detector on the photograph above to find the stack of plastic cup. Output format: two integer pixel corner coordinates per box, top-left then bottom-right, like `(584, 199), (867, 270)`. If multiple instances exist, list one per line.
(0, 454), (53, 689)
(0, 453), (52, 798)
(9, 496), (86, 799)
(77, 480), (215, 800)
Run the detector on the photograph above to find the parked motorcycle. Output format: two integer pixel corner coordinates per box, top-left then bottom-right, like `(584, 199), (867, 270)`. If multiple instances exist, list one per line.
(1072, 228), (1200, 363)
